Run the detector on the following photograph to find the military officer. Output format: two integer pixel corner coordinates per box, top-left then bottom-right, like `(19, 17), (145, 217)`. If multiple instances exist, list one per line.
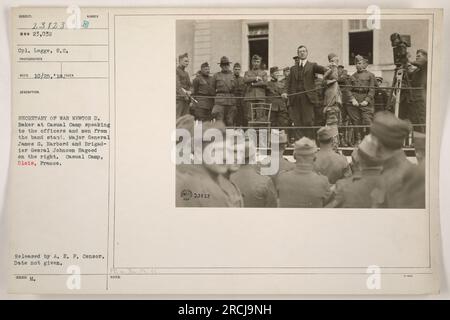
(232, 62), (247, 126)
(411, 49), (428, 122)
(176, 53), (192, 119)
(327, 135), (385, 208)
(266, 66), (290, 128)
(283, 66), (290, 80)
(244, 54), (268, 124)
(402, 49), (428, 133)
(337, 65), (351, 147)
(277, 137), (331, 207)
(270, 130), (295, 187)
(192, 62), (215, 121)
(374, 76), (389, 113)
(280, 67), (292, 121)
(230, 138), (278, 207)
(337, 65), (350, 117)
(176, 119), (243, 207)
(177, 163), (243, 207)
(211, 56), (237, 126)
(399, 160), (425, 208)
(401, 130), (426, 208)
(346, 55), (376, 141)
(370, 111), (424, 208)
(327, 148), (360, 204)
(313, 126), (351, 184)
(259, 130), (295, 188)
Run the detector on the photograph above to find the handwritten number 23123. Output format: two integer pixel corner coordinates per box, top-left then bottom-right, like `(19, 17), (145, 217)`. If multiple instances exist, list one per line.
(32, 22), (66, 29)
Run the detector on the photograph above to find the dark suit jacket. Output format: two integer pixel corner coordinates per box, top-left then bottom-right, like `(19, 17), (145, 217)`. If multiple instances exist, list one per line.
(285, 61), (327, 105)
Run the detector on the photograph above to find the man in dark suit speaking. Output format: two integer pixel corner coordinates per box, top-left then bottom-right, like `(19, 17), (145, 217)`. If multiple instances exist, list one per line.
(282, 45), (327, 139)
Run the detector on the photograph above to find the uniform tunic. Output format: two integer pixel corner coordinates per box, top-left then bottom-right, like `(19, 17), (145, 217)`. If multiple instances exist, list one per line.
(244, 69), (268, 100)
(244, 69), (268, 122)
(192, 73), (215, 121)
(331, 167), (385, 208)
(374, 86), (390, 113)
(230, 165), (278, 208)
(212, 71), (236, 106)
(176, 66), (192, 118)
(211, 70), (237, 125)
(266, 79), (290, 127)
(176, 164), (243, 207)
(313, 147), (352, 184)
(400, 64), (427, 132)
(323, 65), (342, 109)
(380, 150), (420, 208)
(346, 69), (376, 125)
(397, 162), (425, 208)
(233, 75), (247, 98)
(233, 75), (247, 126)
(277, 163), (331, 208)
(193, 74), (214, 108)
(268, 156), (296, 188)
(337, 73), (351, 120)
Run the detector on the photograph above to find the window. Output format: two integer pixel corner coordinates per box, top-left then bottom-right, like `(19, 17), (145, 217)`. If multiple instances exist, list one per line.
(348, 20), (373, 65)
(248, 23), (269, 70)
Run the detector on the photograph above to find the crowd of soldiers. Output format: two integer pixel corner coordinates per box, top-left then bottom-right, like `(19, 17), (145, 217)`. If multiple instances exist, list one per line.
(176, 111), (425, 208)
(176, 45), (428, 145)
(175, 45), (427, 208)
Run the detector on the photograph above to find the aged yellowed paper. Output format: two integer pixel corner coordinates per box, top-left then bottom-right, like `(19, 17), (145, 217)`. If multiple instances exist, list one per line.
(7, 7), (442, 294)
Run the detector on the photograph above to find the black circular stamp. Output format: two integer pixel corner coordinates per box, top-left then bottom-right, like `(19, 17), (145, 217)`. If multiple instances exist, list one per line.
(180, 189), (193, 201)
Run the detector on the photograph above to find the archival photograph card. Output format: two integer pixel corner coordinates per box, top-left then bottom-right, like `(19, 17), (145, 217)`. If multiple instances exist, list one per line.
(6, 7), (442, 294)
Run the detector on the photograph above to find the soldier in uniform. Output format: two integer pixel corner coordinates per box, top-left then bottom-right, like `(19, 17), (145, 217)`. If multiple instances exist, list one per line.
(374, 76), (389, 113)
(288, 56), (300, 140)
(244, 54), (268, 124)
(402, 49), (428, 133)
(280, 67), (292, 125)
(337, 65), (351, 146)
(313, 126), (351, 184)
(323, 54), (342, 120)
(232, 63), (247, 127)
(327, 135), (385, 208)
(260, 130), (296, 188)
(230, 137), (278, 207)
(192, 62), (215, 121)
(326, 148), (359, 205)
(282, 45), (327, 139)
(346, 55), (376, 142)
(176, 117), (243, 207)
(413, 131), (425, 164)
(283, 66), (291, 80)
(370, 111), (424, 208)
(176, 53), (192, 119)
(211, 56), (237, 126)
(314, 74), (325, 126)
(405, 130), (426, 207)
(266, 66), (290, 128)
(277, 137), (331, 208)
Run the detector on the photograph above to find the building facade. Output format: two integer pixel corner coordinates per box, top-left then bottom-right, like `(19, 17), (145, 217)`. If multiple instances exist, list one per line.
(176, 19), (429, 84)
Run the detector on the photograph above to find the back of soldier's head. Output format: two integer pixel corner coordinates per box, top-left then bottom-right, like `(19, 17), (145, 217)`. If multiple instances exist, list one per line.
(370, 111), (412, 152)
(293, 137), (317, 163)
(357, 135), (384, 169)
(317, 126), (334, 146)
